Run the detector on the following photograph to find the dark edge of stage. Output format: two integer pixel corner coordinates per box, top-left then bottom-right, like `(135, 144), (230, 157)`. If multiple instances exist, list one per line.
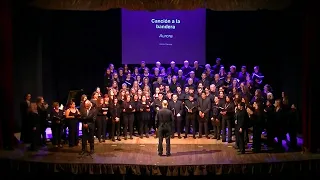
(1, 157), (320, 176)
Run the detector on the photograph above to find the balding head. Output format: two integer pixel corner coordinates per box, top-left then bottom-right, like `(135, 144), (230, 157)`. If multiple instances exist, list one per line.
(84, 100), (92, 109)
(162, 100), (168, 108)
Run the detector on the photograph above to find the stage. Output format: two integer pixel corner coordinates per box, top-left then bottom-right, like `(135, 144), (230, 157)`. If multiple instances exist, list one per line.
(1, 136), (319, 176)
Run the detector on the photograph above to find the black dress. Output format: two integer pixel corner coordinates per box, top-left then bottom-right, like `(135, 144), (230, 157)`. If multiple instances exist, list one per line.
(67, 109), (80, 147)
(29, 112), (41, 150)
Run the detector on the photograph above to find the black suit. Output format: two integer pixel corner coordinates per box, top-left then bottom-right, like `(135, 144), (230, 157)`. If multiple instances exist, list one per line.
(168, 100), (183, 137)
(156, 108), (174, 155)
(221, 101), (235, 142)
(184, 99), (197, 137)
(235, 108), (249, 153)
(211, 102), (221, 139)
(80, 108), (96, 151)
(197, 97), (211, 137)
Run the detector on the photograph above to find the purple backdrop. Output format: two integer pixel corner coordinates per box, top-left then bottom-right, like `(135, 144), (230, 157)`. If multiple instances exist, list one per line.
(121, 9), (206, 65)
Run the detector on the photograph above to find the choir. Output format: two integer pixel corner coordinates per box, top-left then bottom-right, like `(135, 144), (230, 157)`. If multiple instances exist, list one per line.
(19, 58), (299, 154)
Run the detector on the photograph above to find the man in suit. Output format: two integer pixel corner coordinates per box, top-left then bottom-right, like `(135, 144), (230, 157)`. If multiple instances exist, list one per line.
(156, 100), (174, 156)
(80, 100), (97, 155)
(153, 92), (164, 138)
(168, 94), (184, 138)
(197, 91), (211, 138)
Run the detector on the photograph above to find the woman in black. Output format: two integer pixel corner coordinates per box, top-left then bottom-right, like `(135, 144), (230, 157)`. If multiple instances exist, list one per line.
(50, 102), (64, 148)
(110, 98), (121, 141)
(265, 99), (275, 147)
(124, 73), (134, 87)
(133, 94), (140, 136)
(122, 95), (135, 140)
(274, 99), (285, 150)
(90, 91), (99, 108)
(65, 100), (81, 147)
(28, 103), (41, 151)
(249, 100), (265, 153)
(138, 95), (151, 138)
(104, 68), (112, 89)
(96, 97), (108, 142)
(103, 94), (111, 140)
(36, 96), (48, 146)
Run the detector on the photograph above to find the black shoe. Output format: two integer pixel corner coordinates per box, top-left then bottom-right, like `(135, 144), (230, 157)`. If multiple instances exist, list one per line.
(112, 138), (115, 142)
(146, 135), (149, 138)
(79, 151), (86, 155)
(158, 153), (163, 156)
(178, 136), (182, 139)
(124, 137), (127, 140)
(166, 153), (171, 157)
(198, 135), (202, 138)
(184, 135), (188, 139)
(238, 151), (245, 155)
(117, 138), (121, 141)
(193, 136), (196, 139)
(140, 135), (143, 139)
(206, 136), (210, 139)
(129, 136), (133, 140)
(102, 139), (105, 142)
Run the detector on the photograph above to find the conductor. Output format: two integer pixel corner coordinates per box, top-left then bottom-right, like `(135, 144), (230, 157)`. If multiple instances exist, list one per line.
(156, 100), (174, 156)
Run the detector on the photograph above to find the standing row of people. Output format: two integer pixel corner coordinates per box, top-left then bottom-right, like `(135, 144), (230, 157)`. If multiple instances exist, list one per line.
(19, 59), (299, 154)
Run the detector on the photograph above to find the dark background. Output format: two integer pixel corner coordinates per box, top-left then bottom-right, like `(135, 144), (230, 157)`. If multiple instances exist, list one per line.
(12, 5), (303, 131)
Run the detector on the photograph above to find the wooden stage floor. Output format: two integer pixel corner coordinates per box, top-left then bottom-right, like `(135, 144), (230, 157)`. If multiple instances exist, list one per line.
(1, 136), (319, 175)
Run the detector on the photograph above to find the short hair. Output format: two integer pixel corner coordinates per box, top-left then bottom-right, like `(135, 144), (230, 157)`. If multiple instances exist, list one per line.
(162, 100), (168, 107)
(84, 100), (91, 106)
(52, 102), (59, 107)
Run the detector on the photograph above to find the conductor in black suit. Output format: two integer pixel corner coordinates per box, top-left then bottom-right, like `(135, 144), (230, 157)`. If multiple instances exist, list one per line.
(156, 100), (174, 156)
(80, 100), (97, 155)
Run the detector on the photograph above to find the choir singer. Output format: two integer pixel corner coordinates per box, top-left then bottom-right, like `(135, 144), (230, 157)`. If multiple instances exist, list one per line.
(79, 100), (96, 155)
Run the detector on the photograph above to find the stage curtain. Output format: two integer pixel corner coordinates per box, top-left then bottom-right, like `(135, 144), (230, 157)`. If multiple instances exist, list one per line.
(30, 0), (291, 11)
(302, 1), (318, 153)
(0, 0), (14, 148)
